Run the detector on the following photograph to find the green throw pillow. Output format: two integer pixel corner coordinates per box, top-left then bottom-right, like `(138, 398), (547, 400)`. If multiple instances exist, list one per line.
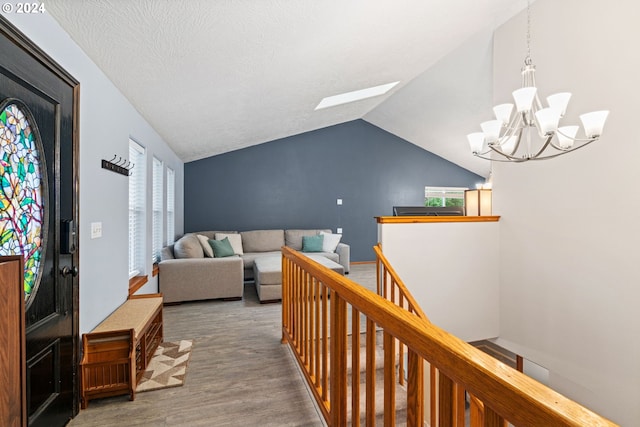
(302, 234), (324, 252)
(209, 237), (235, 258)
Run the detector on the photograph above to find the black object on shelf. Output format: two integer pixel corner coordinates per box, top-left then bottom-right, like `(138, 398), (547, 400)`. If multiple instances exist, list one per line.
(101, 155), (134, 176)
(392, 206), (464, 216)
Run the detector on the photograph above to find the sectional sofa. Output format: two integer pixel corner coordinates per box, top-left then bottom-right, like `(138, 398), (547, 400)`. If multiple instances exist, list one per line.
(159, 229), (350, 303)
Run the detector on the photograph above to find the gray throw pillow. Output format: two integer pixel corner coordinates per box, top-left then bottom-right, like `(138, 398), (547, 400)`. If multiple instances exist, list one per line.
(173, 234), (204, 259)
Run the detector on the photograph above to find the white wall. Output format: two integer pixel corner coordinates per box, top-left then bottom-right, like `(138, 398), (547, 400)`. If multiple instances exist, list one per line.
(2, 10), (185, 333)
(365, 28), (494, 177)
(492, 1), (640, 425)
(378, 220), (500, 342)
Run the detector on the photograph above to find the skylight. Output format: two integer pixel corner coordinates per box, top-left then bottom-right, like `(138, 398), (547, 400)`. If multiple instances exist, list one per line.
(314, 81), (400, 110)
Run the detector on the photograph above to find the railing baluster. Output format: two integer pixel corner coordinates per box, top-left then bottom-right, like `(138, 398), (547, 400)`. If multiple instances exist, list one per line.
(376, 256), (381, 295)
(484, 405), (506, 427)
(365, 318), (376, 427)
(302, 271), (308, 366)
(406, 349), (424, 427)
(439, 372), (454, 427)
(281, 257), (288, 344)
(314, 278), (320, 388)
(322, 283), (328, 403)
(294, 265), (300, 348)
(399, 291), (405, 387)
(330, 291), (347, 426)
(469, 393), (484, 427)
(384, 331), (396, 426)
(352, 306), (360, 427)
(454, 383), (465, 427)
(431, 364), (437, 427)
(308, 276), (315, 378)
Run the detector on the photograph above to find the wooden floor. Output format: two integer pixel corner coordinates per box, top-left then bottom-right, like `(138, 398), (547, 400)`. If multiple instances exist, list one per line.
(69, 263), (376, 427)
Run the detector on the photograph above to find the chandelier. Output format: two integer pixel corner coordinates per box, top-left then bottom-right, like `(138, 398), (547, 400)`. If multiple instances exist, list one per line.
(467, 1), (609, 162)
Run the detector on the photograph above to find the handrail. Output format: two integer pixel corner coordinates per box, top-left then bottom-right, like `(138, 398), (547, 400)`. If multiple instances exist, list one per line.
(373, 243), (428, 321)
(281, 246), (617, 427)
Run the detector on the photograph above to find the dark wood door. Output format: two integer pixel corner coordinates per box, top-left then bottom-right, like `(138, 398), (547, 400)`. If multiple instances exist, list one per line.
(0, 256), (26, 427)
(0, 17), (79, 427)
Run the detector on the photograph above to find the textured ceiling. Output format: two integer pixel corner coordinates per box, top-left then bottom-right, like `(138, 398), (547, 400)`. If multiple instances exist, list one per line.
(46, 0), (527, 174)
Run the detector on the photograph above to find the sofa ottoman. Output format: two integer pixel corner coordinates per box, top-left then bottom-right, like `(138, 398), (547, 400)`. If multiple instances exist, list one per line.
(253, 254), (345, 302)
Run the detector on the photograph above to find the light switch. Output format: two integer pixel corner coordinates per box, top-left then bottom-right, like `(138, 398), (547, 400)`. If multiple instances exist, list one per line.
(337, 198), (343, 205)
(91, 222), (102, 239)
(337, 228), (343, 234)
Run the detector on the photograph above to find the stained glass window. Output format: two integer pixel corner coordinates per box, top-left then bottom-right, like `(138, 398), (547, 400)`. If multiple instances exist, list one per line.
(0, 100), (47, 301)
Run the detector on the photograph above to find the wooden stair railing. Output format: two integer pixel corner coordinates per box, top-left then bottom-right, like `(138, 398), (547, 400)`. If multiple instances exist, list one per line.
(281, 246), (618, 427)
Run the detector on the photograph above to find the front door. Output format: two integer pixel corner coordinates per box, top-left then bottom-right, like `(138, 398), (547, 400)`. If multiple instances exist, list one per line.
(0, 17), (79, 427)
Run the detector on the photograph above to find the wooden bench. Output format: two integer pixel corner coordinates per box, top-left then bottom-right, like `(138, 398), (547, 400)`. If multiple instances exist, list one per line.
(80, 294), (163, 408)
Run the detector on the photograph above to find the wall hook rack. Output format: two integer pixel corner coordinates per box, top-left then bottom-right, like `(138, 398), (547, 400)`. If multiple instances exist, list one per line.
(101, 155), (134, 176)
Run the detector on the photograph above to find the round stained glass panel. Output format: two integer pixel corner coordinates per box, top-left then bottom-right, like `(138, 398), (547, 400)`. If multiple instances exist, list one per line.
(0, 99), (48, 301)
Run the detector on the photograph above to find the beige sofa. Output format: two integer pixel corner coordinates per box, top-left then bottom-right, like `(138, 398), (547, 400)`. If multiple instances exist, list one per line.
(159, 229), (350, 303)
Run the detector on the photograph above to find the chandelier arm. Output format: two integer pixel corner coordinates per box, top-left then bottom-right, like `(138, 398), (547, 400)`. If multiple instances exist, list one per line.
(504, 111), (524, 136)
(556, 128), (599, 143)
(511, 127), (525, 155)
(533, 92), (543, 112)
(530, 135), (554, 158)
(475, 137), (598, 162)
(530, 138), (599, 160)
(549, 138), (597, 152)
(488, 144), (528, 162)
(549, 140), (572, 151)
(473, 152), (528, 163)
(498, 114), (525, 155)
(496, 126), (524, 156)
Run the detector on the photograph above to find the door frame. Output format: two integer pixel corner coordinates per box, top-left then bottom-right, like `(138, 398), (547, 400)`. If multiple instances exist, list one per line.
(0, 16), (81, 416)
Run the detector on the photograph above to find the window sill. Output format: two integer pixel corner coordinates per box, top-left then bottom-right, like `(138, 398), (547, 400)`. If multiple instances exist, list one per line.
(152, 263), (159, 277)
(129, 275), (148, 297)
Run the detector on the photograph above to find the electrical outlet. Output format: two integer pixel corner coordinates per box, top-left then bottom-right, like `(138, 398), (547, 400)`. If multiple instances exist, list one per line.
(91, 222), (102, 239)
(337, 228), (343, 234)
(337, 198), (343, 205)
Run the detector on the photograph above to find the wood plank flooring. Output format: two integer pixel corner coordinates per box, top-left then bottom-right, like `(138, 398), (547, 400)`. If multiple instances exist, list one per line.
(69, 263), (376, 427)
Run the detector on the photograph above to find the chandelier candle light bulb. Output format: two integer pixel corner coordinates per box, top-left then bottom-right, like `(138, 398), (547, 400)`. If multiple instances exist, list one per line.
(468, 1), (609, 162)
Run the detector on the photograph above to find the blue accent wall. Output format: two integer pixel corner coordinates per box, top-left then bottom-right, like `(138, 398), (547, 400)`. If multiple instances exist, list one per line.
(185, 120), (481, 261)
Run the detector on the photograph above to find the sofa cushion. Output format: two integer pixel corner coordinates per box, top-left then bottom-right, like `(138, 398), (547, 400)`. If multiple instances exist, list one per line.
(319, 252), (340, 263)
(173, 234), (204, 259)
(196, 234), (214, 257)
(210, 237), (235, 258)
(285, 229), (331, 250)
(160, 246), (175, 261)
(319, 231), (342, 252)
(240, 230), (284, 253)
(302, 235), (324, 252)
(240, 251), (282, 270)
(215, 233), (244, 255)
(253, 256), (282, 286)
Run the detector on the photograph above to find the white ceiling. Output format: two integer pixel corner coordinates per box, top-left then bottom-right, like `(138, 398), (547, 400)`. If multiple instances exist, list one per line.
(46, 0), (528, 176)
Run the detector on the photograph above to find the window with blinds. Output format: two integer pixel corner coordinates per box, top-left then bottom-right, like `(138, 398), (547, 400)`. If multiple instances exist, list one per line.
(166, 167), (175, 245)
(425, 186), (467, 207)
(152, 157), (163, 263)
(128, 139), (146, 277)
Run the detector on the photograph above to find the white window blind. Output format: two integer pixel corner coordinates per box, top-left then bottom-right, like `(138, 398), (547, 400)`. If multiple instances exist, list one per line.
(166, 167), (175, 245)
(128, 139), (146, 277)
(152, 157), (163, 263)
(424, 186), (467, 207)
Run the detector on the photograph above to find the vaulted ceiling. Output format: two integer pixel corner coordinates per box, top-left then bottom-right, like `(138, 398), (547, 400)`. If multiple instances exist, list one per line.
(46, 0), (529, 176)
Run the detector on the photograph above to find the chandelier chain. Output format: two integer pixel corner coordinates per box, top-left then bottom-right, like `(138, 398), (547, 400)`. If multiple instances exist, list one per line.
(525, 0), (531, 64)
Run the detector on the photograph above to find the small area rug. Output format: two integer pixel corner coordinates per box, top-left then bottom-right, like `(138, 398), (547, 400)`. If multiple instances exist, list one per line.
(137, 340), (193, 393)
